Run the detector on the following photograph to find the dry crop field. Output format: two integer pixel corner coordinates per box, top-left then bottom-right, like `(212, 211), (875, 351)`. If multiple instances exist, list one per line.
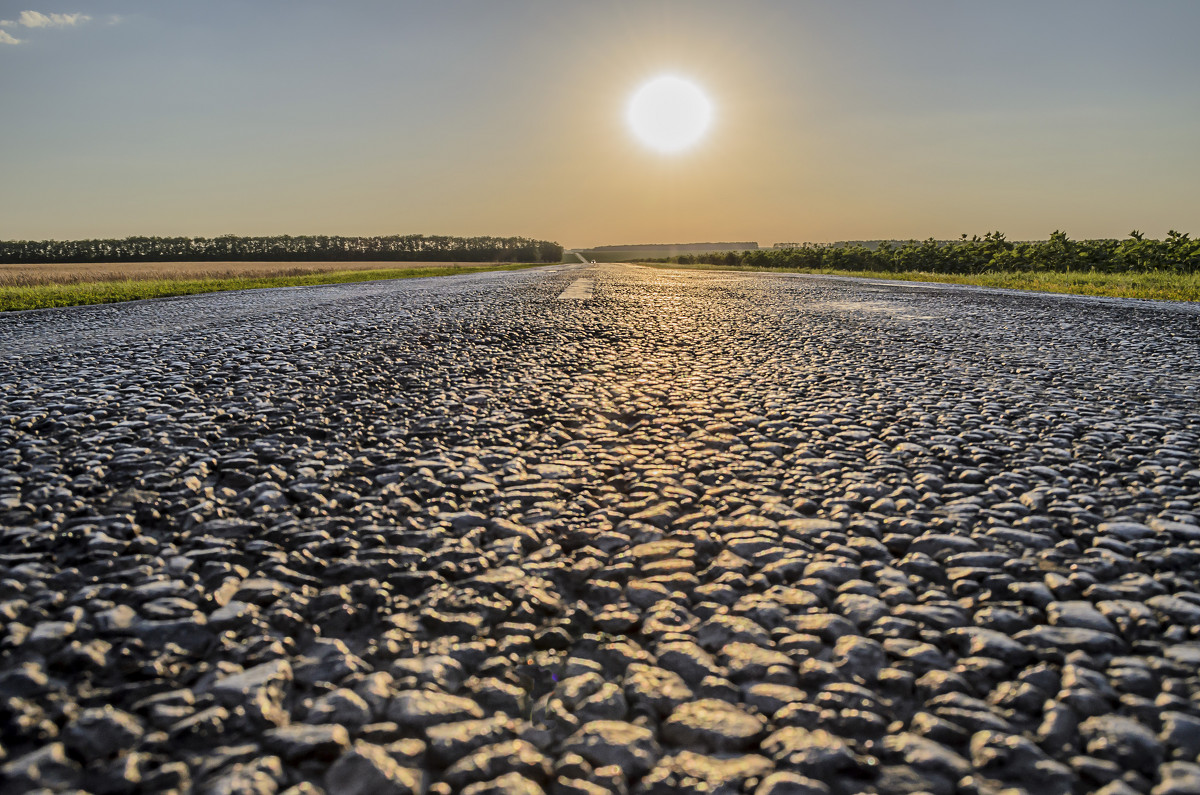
(0, 260), (495, 287)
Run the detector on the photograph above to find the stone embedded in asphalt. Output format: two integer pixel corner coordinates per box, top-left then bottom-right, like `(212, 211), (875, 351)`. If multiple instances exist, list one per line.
(1160, 711), (1200, 760)
(464, 676), (528, 717)
(639, 750), (775, 793)
(426, 716), (518, 767)
(554, 672), (628, 722)
(460, 772), (547, 795)
(947, 627), (1032, 666)
(1047, 601), (1118, 633)
(0, 742), (81, 791)
(1147, 595), (1200, 626)
(753, 771), (832, 795)
(1014, 625), (1126, 655)
(1153, 762), (1200, 795)
(743, 683), (806, 717)
(263, 723), (351, 762)
(169, 705), (231, 743)
(720, 642), (794, 683)
(661, 698), (766, 752)
(209, 600), (257, 630)
(210, 658), (293, 705)
(326, 741), (424, 795)
(1096, 521), (1155, 541)
(60, 705), (145, 759)
(655, 641), (723, 685)
(553, 778), (607, 795)
(203, 756), (285, 795)
(1080, 715), (1164, 774)
(761, 726), (857, 778)
(440, 739), (551, 790)
(94, 604), (138, 632)
(969, 730), (1073, 795)
(386, 690), (485, 730)
(233, 578), (292, 606)
(832, 635), (886, 681)
(305, 687), (373, 727)
(1095, 782), (1142, 795)
(788, 614), (856, 643)
(883, 732), (971, 782)
(835, 593), (889, 628)
(391, 655), (466, 692)
(561, 720), (660, 778)
(697, 614), (773, 650)
(623, 663), (694, 717)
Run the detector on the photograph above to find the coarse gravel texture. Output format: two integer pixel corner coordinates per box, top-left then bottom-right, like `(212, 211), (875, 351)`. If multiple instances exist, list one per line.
(2, 263), (1200, 795)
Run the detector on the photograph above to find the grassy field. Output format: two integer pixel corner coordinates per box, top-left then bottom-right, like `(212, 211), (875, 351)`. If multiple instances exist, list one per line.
(641, 262), (1200, 302)
(0, 262), (539, 312)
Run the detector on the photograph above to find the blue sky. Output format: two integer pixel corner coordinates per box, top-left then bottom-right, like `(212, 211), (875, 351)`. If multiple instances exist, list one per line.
(1, 1), (1197, 246)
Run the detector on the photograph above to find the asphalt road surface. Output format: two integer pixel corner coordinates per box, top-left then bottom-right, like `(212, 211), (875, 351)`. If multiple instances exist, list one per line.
(2, 264), (1200, 795)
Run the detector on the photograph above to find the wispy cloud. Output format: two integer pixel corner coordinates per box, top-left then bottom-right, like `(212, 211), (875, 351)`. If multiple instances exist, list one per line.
(15, 11), (91, 28)
(0, 10), (93, 42)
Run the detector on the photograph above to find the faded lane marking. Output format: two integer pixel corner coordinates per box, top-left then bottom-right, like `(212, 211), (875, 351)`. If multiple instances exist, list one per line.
(557, 279), (594, 300)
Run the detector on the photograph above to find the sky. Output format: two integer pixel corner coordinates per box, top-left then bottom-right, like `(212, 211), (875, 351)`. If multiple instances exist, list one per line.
(1, 1), (1198, 248)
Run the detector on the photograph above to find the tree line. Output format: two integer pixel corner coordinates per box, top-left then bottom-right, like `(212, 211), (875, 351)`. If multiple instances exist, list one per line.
(0, 234), (564, 264)
(667, 231), (1200, 274)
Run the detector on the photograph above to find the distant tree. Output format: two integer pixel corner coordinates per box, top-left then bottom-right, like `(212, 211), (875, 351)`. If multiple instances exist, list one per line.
(0, 233), (565, 264)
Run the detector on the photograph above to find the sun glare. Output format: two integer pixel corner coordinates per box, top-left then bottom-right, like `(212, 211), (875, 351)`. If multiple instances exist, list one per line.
(627, 75), (713, 154)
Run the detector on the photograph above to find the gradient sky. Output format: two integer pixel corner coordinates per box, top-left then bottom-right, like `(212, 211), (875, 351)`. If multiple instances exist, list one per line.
(1, 1), (1198, 247)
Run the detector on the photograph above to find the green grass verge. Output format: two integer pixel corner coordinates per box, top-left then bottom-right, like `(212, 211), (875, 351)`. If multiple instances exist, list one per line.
(0, 263), (541, 312)
(640, 262), (1200, 302)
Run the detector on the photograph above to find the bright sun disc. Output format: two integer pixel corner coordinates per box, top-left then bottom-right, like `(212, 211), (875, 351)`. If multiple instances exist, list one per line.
(627, 75), (713, 154)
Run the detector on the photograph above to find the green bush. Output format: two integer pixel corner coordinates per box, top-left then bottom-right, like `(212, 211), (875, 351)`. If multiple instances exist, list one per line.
(670, 231), (1199, 276)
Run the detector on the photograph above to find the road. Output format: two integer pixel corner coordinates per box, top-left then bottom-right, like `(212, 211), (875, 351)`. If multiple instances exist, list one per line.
(2, 263), (1200, 794)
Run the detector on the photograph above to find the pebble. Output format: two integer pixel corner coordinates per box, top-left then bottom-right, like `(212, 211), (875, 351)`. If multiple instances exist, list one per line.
(61, 706), (144, 759)
(441, 739), (550, 790)
(661, 698), (766, 752)
(263, 723), (351, 762)
(1080, 714), (1164, 774)
(753, 772), (831, 795)
(386, 690), (485, 730)
(623, 663), (694, 716)
(326, 741), (424, 795)
(461, 772), (547, 795)
(639, 750), (774, 794)
(761, 726), (858, 778)
(561, 720), (660, 778)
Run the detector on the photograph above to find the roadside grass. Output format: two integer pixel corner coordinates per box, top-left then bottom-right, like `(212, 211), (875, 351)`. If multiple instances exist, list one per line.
(640, 262), (1200, 302)
(0, 259), (509, 286)
(0, 263), (540, 312)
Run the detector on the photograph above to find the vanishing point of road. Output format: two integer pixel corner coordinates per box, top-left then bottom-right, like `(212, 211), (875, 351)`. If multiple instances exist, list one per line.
(2, 264), (1200, 794)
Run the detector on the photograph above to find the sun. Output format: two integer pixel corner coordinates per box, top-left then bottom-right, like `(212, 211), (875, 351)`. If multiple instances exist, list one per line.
(627, 75), (713, 154)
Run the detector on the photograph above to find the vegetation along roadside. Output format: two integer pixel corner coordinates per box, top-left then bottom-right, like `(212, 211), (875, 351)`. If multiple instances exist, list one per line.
(0, 263), (540, 312)
(647, 231), (1200, 302)
(641, 262), (1200, 302)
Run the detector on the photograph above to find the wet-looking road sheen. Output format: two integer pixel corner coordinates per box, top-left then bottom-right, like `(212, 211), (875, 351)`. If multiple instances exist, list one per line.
(2, 264), (1200, 794)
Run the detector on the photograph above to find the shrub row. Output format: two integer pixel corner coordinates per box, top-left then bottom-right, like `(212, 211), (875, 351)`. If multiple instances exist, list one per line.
(0, 234), (564, 264)
(668, 231), (1200, 274)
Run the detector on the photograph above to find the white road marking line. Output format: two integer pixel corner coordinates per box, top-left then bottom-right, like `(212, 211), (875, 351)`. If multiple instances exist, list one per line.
(557, 278), (594, 300)
(864, 282), (941, 289)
